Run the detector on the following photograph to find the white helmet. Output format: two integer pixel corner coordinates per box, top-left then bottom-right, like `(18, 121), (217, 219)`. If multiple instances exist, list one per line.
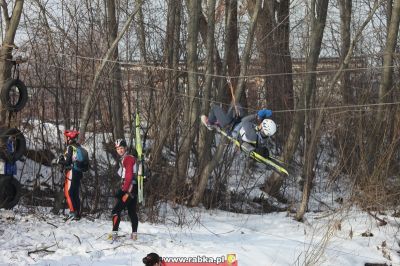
(261, 119), (276, 137)
(114, 138), (127, 148)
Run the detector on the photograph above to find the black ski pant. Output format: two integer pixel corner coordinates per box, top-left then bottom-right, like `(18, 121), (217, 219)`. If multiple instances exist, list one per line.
(64, 169), (82, 215)
(112, 193), (138, 233)
(208, 103), (244, 128)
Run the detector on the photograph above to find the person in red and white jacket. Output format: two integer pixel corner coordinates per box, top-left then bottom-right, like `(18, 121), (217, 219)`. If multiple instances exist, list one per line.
(109, 138), (138, 241)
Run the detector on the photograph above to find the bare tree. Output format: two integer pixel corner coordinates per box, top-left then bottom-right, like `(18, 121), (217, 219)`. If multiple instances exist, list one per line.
(191, 0), (262, 206)
(149, 0), (182, 170)
(197, 0), (216, 173)
(79, 5), (139, 143)
(0, 0), (24, 124)
(106, 0), (124, 139)
(336, 0), (356, 174)
(171, 0), (201, 198)
(263, 0), (329, 202)
(377, 0), (400, 121)
(296, 0), (382, 221)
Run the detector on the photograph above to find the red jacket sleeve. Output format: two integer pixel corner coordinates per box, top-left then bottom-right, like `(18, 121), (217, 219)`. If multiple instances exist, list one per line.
(122, 155), (136, 192)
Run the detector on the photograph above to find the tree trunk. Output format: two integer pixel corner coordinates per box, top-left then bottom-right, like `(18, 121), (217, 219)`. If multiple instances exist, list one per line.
(0, 0), (24, 125)
(149, 0), (182, 169)
(295, 0), (330, 220)
(171, 0), (201, 198)
(190, 0), (262, 207)
(192, 0), (216, 206)
(377, 0), (400, 120)
(225, 0), (246, 107)
(337, 0), (356, 174)
(215, 0), (238, 106)
(79, 5), (139, 143)
(106, 0), (124, 139)
(252, 0), (293, 141)
(296, 0), (381, 221)
(369, 0), (400, 182)
(339, 0), (353, 105)
(263, 0), (330, 201)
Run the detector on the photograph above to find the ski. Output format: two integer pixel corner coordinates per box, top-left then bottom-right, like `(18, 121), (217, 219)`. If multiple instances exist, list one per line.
(135, 112), (144, 205)
(105, 232), (152, 245)
(210, 126), (289, 176)
(107, 233), (127, 244)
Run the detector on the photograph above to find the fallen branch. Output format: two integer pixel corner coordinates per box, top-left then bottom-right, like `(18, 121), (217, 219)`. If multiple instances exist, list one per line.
(367, 211), (387, 226)
(86, 243), (138, 253)
(46, 221), (58, 228)
(74, 234), (81, 245)
(52, 232), (59, 248)
(96, 233), (107, 240)
(28, 244), (56, 256)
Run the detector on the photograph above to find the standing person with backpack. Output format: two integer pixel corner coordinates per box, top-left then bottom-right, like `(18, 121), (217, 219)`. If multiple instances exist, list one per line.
(109, 138), (139, 241)
(56, 130), (88, 220)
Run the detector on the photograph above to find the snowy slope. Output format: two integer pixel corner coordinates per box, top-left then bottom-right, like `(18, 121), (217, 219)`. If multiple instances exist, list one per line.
(0, 206), (398, 266)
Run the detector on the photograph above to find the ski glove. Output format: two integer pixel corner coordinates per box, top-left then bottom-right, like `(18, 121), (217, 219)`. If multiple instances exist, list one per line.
(257, 109), (272, 119)
(56, 155), (65, 164)
(122, 193), (130, 202)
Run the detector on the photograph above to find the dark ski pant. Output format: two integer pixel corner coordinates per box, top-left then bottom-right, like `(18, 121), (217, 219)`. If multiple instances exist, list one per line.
(112, 194), (138, 233)
(64, 169), (82, 215)
(208, 104), (236, 128)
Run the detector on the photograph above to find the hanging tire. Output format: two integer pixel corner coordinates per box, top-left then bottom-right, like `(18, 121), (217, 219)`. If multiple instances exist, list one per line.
(0, 128), (26, 162)
(1, 78), (28, 112)
(0, 175), (21, 209)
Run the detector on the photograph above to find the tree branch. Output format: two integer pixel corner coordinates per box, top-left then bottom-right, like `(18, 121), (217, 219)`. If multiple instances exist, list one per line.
(1, 0), (10, 26)
(79, 4), (140, 143)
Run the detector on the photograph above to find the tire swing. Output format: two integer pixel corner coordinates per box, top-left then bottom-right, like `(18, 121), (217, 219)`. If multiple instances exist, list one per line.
(0, 128), (26, 162)
(0, 175), (21, 209)
(1, 78), (28, 112)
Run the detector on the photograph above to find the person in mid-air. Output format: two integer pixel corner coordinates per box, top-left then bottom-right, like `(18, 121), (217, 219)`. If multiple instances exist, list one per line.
(201, 103), (276, 157)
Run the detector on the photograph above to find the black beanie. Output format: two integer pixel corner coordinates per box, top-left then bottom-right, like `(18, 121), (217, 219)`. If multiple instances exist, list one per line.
(142, 252), (161, 266)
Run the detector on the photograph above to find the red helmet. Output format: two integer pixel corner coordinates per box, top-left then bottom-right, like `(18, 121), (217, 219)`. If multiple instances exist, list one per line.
(64, 130), (79, 139)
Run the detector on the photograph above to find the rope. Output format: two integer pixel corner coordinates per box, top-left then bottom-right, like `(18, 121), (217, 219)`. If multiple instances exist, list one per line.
(24, 62), (400, 116)
(226, 76), (240, 117)
(31, 52), (400, 80)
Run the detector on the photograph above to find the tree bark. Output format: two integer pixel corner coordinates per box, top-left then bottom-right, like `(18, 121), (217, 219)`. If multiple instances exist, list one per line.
(294, 0), (330, 220)
(149, 0), (182, 169)
(106, 0), (124, 139)
(252, 0), (294, 140)
(377, 0), (400, 120)
(337, 0), (356, 174)
(225, 0), (244, 107)
(191, 0), (216, 206)
(172, 0), (201, 198)
(339, 0), (353, 105)
(0, 0), (24, 125)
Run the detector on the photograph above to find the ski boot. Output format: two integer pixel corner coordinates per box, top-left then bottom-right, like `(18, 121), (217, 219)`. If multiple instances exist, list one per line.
(107, 231), (119, 241)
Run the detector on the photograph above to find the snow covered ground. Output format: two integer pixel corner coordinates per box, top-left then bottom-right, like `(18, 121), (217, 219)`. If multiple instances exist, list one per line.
(0, 204), (399, 266)
(1, 120), (398, 265)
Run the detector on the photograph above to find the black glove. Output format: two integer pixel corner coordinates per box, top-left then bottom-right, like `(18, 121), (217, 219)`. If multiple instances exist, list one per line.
(114, 189), (124, 199)
(255, 146), (269, 158)
(56, 155), (65, 164)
